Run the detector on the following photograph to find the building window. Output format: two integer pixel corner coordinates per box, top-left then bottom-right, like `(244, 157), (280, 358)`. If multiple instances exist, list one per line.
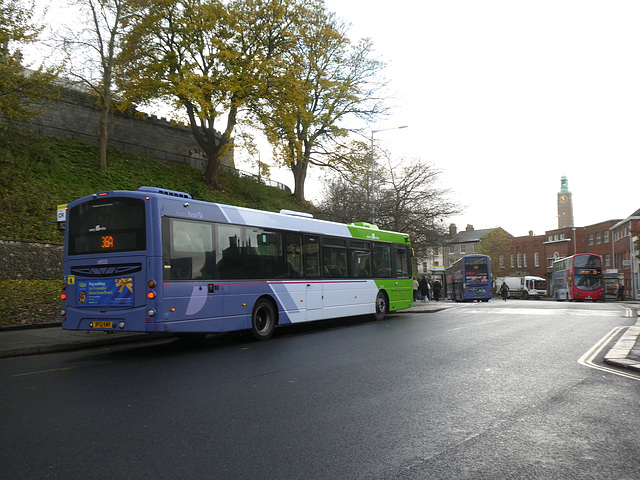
(448, 259), (455, 267)
(517, 254), (522, 268)
(433, 247), (440, 256)
(472, 244), (477, 252)
(548, 235), (553, 242)
(534, 252), (539, 267)
(449, 245), (455, 254)
(460, 245), (466, 254)
(422, 261), (428, 273)
(596, 232), (601, 244)
(604, 231), (609, 243)
(499, 255), (504, 268)
(524, 253), (528, 268)
(588, 234), (593, 245)
(511, 255), (515, 268)
(554, 234), (559, 241)
(604, 254), (611, 267)
(560, 233), (565, 240)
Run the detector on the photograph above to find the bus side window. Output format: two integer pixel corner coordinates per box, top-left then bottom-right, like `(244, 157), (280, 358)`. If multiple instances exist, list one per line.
(304, 236), (320, 278)
(394, 246), (410, 278)
(285, 233), (303, 278)
(169, 219), (214, 280)
(216, 224), (244, 279)
(245, 228), (284, 279)
(372, 243), (392, 278)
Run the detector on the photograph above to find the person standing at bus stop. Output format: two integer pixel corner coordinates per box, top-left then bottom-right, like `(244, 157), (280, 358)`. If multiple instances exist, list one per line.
(433, 279), (441, 301)
(420, 276), (429, 301)
(413, 277), (420, 301)
(500, 281), (509, 301)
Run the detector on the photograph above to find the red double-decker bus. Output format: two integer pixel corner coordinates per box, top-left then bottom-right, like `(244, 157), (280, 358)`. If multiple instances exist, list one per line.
(551, 253), (604, 301)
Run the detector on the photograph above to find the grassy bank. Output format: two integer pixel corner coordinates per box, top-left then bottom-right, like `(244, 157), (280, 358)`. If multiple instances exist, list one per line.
(0, 280), (61, 327)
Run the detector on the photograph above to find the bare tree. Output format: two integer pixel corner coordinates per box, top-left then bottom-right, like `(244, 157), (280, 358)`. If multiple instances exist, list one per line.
(317, 152), (461, 256)
(55, 0), (129, 170)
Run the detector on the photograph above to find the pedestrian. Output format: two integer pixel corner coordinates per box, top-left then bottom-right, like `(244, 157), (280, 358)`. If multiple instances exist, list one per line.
(618, 283), (624, 301)
(500, 281), (509, 301)
(433, 279), (441, 301)
(413, 277), (420, 301)
(420, 277), (429, 301)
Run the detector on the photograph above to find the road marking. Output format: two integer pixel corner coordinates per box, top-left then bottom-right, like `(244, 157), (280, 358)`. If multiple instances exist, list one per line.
(12, 367), (76, 377)
(578, 327), (640, 382)
(461, 308), (621, 317)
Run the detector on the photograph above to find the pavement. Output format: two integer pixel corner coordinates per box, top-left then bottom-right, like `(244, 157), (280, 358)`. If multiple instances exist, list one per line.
(1, 301), (639, 371)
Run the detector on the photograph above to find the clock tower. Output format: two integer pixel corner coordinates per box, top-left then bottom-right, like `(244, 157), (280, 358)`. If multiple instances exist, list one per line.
(557, 175), (574, 228)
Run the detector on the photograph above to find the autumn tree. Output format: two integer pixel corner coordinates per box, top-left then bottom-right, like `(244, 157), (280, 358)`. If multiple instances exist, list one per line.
(257, 2), (387, 202)
(474, 228), (514, 278)
(117, 0), (302, 190)
(0, 0), (59, 122)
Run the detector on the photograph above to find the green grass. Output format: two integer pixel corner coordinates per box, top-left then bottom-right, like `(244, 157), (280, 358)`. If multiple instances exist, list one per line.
(0, 127), (316, 326)
(0, 280), (61, 327)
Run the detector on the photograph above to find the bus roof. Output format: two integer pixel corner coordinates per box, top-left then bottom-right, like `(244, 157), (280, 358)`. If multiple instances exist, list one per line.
(69, 187), (411, 244)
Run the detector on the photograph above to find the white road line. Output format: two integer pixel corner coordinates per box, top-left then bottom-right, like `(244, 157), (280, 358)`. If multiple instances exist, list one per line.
(462, 308), (622, 316)
(578, 326), (640, 382)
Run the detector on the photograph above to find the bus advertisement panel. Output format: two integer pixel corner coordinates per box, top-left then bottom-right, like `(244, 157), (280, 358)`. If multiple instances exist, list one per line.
(61, 187), (413, 340)
(551, 253), (604, 301)
(445, 254), (492, 302)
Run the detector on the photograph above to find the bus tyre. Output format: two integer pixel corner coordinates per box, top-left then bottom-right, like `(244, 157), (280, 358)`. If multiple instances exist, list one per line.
(251, 298), (276, 341)
(374, 291), (388, 321)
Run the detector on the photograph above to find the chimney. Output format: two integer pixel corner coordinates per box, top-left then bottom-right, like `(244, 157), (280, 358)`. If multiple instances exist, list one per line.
(449, 223), (457, 235)
(529, 230), (534, 236)
(466, 224), (474, 231)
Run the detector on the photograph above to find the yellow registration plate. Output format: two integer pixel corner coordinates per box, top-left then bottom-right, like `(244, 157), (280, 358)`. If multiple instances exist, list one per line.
(91, 321), (114, 329)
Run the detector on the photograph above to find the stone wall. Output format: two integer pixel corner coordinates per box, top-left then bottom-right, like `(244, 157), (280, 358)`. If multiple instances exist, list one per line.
(23, 88), (232, 170)
(0, 238), (63, 281)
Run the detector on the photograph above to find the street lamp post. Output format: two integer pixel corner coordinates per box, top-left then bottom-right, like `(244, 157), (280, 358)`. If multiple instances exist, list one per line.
(370, 125), (408, 224)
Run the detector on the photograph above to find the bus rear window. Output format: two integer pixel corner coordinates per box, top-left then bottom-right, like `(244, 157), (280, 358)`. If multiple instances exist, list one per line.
(68, 198), (146, 255)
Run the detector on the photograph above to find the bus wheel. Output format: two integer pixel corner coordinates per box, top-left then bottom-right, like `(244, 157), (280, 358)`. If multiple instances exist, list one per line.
(251, 298), (276, 341)
(374, 291), (388, 321)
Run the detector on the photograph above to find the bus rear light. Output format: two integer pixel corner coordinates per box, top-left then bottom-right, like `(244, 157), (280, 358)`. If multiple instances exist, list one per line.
(62, 284), (66, 290)
(60, 309), (66, 316)
(147, 292), (155, 299)
(148, 280), (156, 288)
(118, 322), (125, 329)
(61, 293), (67, 300)
(147, 309), (156, 317)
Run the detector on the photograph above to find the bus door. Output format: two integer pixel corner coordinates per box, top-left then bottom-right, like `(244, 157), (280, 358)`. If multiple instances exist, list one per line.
(391, 244), (413, 307)
(304, 235), (324, 320)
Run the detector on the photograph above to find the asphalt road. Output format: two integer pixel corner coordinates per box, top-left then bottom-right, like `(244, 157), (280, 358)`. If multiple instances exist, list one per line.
(2, 300), (639, 479)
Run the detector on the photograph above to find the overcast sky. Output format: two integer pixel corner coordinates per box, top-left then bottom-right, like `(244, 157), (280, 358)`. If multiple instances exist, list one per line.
(321, 0), (640, 236)
(28, 1), (639, 237)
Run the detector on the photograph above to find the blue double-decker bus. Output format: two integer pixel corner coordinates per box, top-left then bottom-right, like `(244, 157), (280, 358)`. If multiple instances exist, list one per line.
(60, 187), (414, 340)
(445, 254), (492, 302)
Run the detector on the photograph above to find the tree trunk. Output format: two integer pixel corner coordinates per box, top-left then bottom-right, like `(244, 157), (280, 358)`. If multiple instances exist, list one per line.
(200, 105), (237, 191)
(98, 105), (109, 170)
(291, 158), (309, 203)
(204, 148), (223, 191)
